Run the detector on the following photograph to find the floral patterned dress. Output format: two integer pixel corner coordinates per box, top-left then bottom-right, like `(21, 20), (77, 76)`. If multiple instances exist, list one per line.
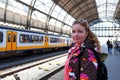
(64, 45), (98, 80)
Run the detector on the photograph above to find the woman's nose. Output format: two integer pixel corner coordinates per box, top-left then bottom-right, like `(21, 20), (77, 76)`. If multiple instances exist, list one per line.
(74, 32), (79, 36)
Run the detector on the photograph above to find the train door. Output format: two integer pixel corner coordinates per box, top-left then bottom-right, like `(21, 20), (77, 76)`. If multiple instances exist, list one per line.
(6, 31), (17, 51)
(12, 32), (17, 50)
(44, 35), (48, 48)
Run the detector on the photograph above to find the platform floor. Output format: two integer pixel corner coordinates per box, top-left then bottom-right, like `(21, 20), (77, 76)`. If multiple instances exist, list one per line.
(101, 44), (120, 80)
(48, 45), (120, 80)
(106, 53), (120, 80)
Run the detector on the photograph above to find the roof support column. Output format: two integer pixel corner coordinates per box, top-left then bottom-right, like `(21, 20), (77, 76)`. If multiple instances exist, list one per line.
(4, 0), (8, 22)
(26, 0), (36, 30)
(45, 4), (56, 33)
(105, 0), (108, 18)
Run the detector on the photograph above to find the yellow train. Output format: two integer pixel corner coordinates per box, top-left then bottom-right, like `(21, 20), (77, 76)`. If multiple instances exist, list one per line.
(0, 26), (72, 59)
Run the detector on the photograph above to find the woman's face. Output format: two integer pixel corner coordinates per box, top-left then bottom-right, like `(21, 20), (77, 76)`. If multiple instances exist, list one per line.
(72, 24), (88, 44)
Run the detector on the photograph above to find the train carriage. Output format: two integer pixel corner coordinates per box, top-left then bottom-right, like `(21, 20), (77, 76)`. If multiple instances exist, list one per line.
(0, 26), (71, 59)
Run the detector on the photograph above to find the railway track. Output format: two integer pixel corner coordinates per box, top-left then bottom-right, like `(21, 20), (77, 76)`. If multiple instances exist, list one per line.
(0, 50), (68, 80)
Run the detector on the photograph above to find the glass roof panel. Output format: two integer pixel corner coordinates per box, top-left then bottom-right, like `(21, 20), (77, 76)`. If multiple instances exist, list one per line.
(51, 5), (62, 18)
(32, 11), (47, 22)
(6, 0), (28, 16)
(56, 9), (67, 20)
(19, 0), (32, 5)
(35, 0), (53, 14)
(95, 0), (119, 20)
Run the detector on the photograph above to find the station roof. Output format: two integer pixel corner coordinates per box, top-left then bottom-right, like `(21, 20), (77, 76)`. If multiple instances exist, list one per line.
(52, 0), (98, 23)
(52, 0), (120, 25)
(114, 0), (120, 19)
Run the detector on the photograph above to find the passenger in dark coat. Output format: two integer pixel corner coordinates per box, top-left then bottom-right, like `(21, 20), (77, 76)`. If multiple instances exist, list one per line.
(106, 40), (113, 54)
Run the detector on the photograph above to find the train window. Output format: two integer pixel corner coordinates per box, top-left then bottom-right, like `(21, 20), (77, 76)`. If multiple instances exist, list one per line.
(50, 37), (58, 43)
(50, 37), (54, 43)
(39, 36), (44, 43)
(0, 32), (3, 42)
(20, 34), (29, 43)
(30, 35), (38, 43)
(58, 38), (64, 43)
(13, 34), (16, 42)
(8, 34), (11, 42)
(62, 39), (65, 43)
(50, 37), (65, 43)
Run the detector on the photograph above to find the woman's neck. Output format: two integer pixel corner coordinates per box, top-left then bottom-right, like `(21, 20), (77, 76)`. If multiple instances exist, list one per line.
(75, 43), (82, 49)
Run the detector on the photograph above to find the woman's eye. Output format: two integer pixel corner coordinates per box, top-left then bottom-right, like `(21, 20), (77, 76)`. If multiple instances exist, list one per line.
(72, 30), (75, 33)
(72, 30), (84, 33)
(78, 30), (83, 33)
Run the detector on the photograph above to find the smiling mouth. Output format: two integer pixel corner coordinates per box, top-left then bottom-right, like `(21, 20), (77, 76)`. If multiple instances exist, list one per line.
(75, 39), (80, 40)
(74, 38), (80, 39)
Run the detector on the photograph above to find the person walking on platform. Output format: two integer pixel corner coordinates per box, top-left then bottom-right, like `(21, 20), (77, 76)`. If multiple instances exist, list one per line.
(106, 40), (113, 54)
(64, 20), (101, 80)
(106, 39), (110, 52)
(109, 41), (113, 54)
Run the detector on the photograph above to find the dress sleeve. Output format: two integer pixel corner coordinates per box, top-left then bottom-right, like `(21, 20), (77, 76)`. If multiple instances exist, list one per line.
(80, 49), (98, 80)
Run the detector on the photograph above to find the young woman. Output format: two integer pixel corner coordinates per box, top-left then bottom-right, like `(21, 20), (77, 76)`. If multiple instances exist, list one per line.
(64, 20), (100, 80)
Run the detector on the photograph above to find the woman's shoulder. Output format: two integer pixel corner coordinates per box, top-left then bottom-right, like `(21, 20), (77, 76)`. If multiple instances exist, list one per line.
(84, 39), (96, 49)
(86, 48), (96, 54)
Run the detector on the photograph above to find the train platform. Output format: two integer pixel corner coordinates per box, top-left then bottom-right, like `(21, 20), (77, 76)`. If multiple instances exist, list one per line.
(0, 54), (67, 80)
(1, 45), (120, 80)
(97, 44), (120, 80)
(47, 45), (120, 80)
